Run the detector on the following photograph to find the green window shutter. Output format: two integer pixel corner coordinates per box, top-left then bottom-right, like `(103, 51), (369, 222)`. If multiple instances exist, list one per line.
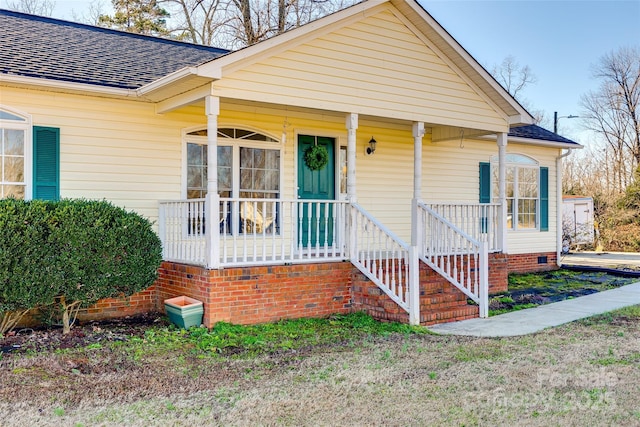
(33, 126), (60, 201)
(540, 167), (549, 231)
(479, 162), (490, 233)
(479, 162), (490, 203)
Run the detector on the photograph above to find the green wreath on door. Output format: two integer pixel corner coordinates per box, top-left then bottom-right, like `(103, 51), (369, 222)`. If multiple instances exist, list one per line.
(304, 144), (329, 171)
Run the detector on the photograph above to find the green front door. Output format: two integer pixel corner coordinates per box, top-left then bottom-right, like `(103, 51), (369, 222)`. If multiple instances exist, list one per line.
(297, 135), (335, 247)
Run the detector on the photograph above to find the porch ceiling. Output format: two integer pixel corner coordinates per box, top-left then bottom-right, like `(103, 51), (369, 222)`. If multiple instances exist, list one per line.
(174, 97), (446, 133)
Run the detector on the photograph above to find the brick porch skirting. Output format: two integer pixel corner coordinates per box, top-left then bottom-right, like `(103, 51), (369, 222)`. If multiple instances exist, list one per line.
(17, 252), (558, 328)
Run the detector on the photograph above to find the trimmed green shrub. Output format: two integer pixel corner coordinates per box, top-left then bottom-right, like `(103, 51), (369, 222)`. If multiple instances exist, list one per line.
(0, 199), (59, 334)
(0, 199), (162, 334)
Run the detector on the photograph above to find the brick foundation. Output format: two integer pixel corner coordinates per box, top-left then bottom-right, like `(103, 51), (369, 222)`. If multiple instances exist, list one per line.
(78, 286), (158, 322)
(155, 261), (353, 328)
(16, 286), (158, 328)
(15, 250), (554, 329)
(507, 252), (558, 274)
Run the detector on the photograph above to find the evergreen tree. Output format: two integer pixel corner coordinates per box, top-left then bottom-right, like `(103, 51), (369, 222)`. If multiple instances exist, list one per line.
(99, 0), (170, 36)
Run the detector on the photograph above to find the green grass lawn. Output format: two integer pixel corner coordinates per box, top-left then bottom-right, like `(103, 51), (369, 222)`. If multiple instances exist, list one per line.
(2, 308), (640, 426)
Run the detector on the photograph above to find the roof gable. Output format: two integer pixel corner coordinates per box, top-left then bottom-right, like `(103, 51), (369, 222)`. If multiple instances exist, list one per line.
(212, 7), (509, 130)
(198, 0), (532, 127)
(0, 9), (227, 89)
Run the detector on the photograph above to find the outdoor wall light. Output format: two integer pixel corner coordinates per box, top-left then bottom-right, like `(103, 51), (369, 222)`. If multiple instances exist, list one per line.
(366, 137), (377, 155)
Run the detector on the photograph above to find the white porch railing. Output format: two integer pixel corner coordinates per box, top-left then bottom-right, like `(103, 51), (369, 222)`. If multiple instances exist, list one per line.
(418, 202), (489, 317)
(158, 199), (208, 266)
(426, 202), (501, 253)
(159, 198), (349, 268)
(158, 198), (490, 323)
(349, 204), (417, 321)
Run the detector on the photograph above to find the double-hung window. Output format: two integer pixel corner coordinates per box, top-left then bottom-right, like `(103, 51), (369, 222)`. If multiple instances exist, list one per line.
(184, 127), (281, 234)
(0, 109), (29, 199)
(486, 154), (548, 231)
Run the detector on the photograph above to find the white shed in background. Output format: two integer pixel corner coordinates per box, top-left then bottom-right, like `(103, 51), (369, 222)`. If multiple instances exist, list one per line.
(562, 196), (595, 248)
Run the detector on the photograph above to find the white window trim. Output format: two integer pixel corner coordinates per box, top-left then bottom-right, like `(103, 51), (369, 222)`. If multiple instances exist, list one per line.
(181, 125), (283, 200)
(491, 153), (540, 231)
(0, 105), (32, 200)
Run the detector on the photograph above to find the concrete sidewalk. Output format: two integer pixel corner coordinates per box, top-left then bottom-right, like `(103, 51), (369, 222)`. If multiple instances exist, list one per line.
(428, 281), (640, 337)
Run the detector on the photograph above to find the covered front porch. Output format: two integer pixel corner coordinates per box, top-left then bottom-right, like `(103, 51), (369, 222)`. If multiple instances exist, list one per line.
(157, 96), (514, 325)
(158, 196), (505, 326)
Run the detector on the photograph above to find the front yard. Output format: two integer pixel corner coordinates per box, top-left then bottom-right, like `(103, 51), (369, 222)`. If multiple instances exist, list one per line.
(1, 308), (640, 426)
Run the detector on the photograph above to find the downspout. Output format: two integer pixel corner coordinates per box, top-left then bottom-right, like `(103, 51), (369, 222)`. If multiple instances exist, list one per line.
(556, 149), (572, 267)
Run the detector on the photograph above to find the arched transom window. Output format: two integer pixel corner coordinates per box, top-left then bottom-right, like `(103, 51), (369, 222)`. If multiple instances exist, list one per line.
(184, 127), (281, 200)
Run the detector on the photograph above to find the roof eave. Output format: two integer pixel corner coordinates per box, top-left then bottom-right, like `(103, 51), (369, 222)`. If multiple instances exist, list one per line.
(479, 133), (583, 149)
(137, 66), (219, 102)
(508, 136), (583, 149)
(508, 114), (535, 126)
(0, 73), (136, 97)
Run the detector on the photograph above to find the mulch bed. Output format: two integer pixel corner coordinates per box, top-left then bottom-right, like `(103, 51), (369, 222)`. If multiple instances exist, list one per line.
(0, 312), (168, 355)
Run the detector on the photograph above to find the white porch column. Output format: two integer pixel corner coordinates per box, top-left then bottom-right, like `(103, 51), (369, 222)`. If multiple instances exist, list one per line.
(409, 122), (424, 326)
(346, 113), (358, 261)
(497, 132), (508, 253)
(411, 122), (424, 247)
(205, 95), (220, 269)
(345, 113), (358, 202)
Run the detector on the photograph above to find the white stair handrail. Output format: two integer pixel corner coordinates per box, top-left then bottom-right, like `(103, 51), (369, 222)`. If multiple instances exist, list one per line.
(349, 203), (418, 322)
(418, 201), (489, 318)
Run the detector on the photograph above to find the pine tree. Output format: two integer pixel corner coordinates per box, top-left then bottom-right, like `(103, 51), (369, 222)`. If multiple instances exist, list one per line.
(99, 0), (170, 36)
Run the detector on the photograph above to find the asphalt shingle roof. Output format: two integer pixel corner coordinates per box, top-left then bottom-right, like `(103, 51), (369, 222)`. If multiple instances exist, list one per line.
(1, 10), (580, 147)
(0, 9), (228, 89)
(508, 124), (580, 146)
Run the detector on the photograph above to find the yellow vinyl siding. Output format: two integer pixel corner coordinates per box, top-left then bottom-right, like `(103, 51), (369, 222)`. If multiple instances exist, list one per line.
(423, 139), (558, 254)
(216, 8), (506, 132)
(1, 87), (556, 254)
(1, 86), (200, 222)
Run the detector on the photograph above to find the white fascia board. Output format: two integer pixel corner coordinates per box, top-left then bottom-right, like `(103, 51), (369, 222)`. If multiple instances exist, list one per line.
(508, 136), (583, 149)
(508, 114), (535, 126)
(0, 74), (135, 97)
(137, 67), (199, 95)
(196, 0), (388, 78)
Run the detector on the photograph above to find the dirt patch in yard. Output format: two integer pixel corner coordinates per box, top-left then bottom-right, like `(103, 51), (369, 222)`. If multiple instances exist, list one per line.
(0, 312), (168, 355)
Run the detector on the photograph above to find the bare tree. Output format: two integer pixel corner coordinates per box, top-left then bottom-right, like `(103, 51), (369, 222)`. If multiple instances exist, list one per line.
(581, 46), (640, 191)
(6, 0), (55, 15)
(160, 0), (227, 45)
(489, 55), (544, 125)
(491, 55), (537, 101)
(72, 0), (108, 26)
(161, 0), (356, 49)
